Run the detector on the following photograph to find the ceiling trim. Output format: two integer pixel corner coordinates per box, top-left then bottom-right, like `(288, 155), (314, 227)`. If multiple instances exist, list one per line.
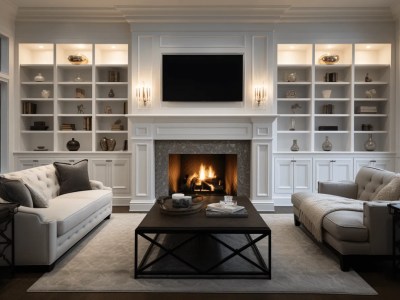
(14, 4), (396, 24)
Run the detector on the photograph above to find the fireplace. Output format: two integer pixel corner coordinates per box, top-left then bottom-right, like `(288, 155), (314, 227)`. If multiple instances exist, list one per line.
(169, 154), (237, 196)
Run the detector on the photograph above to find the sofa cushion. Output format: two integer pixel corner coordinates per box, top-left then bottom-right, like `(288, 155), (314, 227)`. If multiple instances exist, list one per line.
(372, 176), (400, 201)
(356, 166), (396, 201)
(322, 210), (368, 242)
(0, 177), (33, 207)
(53, 160), (92, 195)
(41, 189), (112, 236)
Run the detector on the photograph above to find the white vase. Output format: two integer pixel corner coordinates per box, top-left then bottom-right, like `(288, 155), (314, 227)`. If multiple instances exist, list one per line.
(34, 73), (45, 82)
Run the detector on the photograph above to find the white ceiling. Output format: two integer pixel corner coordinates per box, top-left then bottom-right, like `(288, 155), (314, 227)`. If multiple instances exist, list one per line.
(7, 0), (400, 23)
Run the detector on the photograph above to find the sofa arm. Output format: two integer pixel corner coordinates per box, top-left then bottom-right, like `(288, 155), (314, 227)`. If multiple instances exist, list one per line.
(14, 206), (57, 265)
(363, 201), (399, 255)
(318, 181), (358, 199)
(90, 180), (111, 190)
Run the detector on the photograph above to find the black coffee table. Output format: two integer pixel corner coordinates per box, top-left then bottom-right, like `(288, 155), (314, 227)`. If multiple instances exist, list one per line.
(134, 196), (271, 279)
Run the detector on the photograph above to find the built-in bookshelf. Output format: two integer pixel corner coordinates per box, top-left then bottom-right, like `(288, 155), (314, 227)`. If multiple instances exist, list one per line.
(276, 43), (392, 153)
(18, 43), (129, 152)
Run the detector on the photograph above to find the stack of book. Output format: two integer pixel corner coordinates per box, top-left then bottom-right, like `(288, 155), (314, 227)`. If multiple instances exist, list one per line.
(206, 202), (248, 218)
(22, 102), (37, 114)
(357, 106), (378, 114)
(60, 123), (76, 131)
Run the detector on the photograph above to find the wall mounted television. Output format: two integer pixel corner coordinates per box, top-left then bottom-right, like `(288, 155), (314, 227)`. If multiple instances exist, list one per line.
(162, 54), (244, 102)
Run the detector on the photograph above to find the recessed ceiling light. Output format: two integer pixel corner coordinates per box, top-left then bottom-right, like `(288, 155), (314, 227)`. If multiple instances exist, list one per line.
(366, 45), (371, 49)
(111, 45), (116, 49)
(38, 45), (44, 49)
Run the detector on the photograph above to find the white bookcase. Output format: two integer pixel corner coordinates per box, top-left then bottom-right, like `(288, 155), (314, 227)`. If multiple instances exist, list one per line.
(18, 43), (129, 153)
(276, 43), (392, 153)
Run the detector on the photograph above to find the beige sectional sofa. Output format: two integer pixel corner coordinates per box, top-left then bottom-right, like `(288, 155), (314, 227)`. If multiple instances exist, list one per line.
(292, 166), (400, 271)
(0, 163), (112, 270)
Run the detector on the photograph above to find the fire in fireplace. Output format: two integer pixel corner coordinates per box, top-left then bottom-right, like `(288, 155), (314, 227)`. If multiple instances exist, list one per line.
(169, 154), (237, 196)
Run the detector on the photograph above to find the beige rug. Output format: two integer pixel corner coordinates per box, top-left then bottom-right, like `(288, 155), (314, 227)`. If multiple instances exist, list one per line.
(28, 213), (377, 294)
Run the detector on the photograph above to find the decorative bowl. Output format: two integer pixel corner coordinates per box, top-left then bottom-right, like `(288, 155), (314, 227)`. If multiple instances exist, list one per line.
(319, 54), (339, 65)
(67, 54), (88, 65)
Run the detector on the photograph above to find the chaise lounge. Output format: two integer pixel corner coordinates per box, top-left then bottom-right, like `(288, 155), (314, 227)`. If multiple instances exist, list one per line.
(291, 166), (400, 271)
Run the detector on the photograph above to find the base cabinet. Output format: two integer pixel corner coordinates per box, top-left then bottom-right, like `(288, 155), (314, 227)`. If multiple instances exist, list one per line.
(91, 158), (131, 197)
(313, 158), (353, 191)
(354, 158), (395, 175)
(274, 157), (313, 195)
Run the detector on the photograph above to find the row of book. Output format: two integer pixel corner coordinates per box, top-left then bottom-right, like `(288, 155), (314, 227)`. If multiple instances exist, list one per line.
(22, 102), (37, 114)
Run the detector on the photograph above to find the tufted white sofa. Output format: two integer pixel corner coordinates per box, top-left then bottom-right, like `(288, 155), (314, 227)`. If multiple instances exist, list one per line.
(2, 164), (112, 269)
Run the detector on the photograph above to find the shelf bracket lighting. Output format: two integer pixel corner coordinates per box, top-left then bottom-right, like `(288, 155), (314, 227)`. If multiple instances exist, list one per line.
(136, 82), (151, 108)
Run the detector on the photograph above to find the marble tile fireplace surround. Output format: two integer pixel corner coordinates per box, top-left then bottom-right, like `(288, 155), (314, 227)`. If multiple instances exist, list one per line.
(128, 115), (275, 212)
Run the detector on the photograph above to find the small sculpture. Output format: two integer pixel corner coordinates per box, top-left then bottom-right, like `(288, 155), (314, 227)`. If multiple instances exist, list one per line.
(319, 54), (339, 65)
(291, 103), (302, 114)
(365, 73), (372, 82)
(365, 89), (377, 98)
(104, 105), (112, 114)
(287, 72), (297, 82)
(77, 104), (85, 114)
(68, 54), (88, 65)
(108, 89), (115, 98)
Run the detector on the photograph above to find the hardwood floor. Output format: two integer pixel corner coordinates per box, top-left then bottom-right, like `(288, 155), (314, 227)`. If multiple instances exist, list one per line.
(1, 207), (399, 300)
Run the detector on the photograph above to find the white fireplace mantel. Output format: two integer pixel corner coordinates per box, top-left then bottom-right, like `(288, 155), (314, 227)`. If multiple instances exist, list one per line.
(128, 114), (277, 212)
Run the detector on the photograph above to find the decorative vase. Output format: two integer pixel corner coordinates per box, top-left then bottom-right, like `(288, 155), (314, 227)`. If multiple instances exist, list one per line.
(107, 138), (116, 151)
(100, 137), (108, 151)
(287, 72), (297, 82)
(319, 54), (339, 65)
(290, 139), (299, 152)
(364, 134), (376, 151)
(74, 73), (83, 82)
(108, 89), (115, 98)
(322, 136), (332, 151)
(34, 73), (45, 82)
(66, 138), (80, 151)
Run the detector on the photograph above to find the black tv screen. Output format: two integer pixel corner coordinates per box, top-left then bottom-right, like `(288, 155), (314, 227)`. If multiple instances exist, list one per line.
(162, 54), (243, 102)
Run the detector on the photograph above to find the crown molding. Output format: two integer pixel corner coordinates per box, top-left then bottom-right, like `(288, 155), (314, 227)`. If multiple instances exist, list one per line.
(14, 4), (397, 24)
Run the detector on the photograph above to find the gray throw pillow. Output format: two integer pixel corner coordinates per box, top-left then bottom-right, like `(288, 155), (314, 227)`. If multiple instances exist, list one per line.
(53, 159), (92, 195)
(373, 177), (400, 201)
(25, 184), (49, 208)
(0, 177), (34, 207)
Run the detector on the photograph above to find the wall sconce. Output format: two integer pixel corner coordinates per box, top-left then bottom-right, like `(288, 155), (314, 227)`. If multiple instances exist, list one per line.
(136, 82), (151, 108)
(254, 84), (267, 108)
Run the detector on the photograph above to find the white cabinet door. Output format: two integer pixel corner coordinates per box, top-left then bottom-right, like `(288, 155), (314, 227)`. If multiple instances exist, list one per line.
(274, 158), (293, 194)
(354, 158), (395, 176)
(91, 159), (130, 195)
(274, 157), (312, 194)
(91, 159), (110, 187)
(314, 158), (353, 191)
(17, 159), (53, 170)
(110, 159), (131, 195)
(293, 159), (313, 193)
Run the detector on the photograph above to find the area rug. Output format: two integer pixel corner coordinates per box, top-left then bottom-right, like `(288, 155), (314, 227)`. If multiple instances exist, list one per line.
(28, 213), (377, 294)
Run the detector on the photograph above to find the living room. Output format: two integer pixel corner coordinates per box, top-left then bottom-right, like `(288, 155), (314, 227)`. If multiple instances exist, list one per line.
(1, 0), (400, 299)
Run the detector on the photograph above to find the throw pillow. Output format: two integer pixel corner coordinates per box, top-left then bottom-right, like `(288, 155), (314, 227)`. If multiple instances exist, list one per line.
(25, 184), (49, 208)
(53, 159), (92, 195)
(0, 177), (34, 207)
(373, 177), (400, 201)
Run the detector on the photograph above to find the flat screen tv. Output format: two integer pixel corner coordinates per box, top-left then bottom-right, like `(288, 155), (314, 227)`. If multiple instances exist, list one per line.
(162, 54), (243, 102)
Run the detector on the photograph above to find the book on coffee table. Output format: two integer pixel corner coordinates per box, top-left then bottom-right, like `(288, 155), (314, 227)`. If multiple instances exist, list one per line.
(206, 203), (248, 218)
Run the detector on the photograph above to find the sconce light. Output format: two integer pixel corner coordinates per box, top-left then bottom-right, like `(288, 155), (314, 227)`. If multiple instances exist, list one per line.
(254, 84), (267, 108)
(136, 82), (151, 108)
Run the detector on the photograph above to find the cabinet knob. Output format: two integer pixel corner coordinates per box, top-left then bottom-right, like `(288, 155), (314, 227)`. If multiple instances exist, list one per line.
(33, 160), (39, 163)
(106, 160), (112, 162)
(69, 160), (75, 162)
(370, 160), (376, 163)
(330, 160), (336, 163)
(291, 160), (296, 163)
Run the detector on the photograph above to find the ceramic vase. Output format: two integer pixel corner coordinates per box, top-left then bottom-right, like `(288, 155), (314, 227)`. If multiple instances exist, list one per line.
(290, 139), (299, 151)
(34, 73), (45, 82)
(364, 134), (376, 151)
(66, 138), (80, 151)
(322, 136), (332, 151)
(100, 137), (108, 151)
(287, 72), (297, 82)
(107, 138), (116, 151)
